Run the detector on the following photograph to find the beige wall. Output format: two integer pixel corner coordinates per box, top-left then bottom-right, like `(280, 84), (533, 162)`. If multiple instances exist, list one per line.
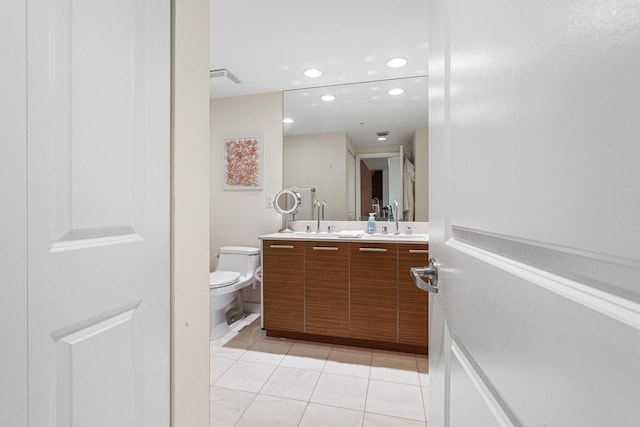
(284, 133), (349, 220)
(210, 92), (283, 304)
(171, 0), (210, 425)
(414, 127), (429, 221)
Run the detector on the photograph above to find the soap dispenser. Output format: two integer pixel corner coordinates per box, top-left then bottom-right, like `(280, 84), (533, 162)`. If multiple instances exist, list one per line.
(367, 213), (376, 234)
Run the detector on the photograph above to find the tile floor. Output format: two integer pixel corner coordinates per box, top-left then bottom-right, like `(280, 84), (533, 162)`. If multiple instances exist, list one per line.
(210, 313), (429, 426)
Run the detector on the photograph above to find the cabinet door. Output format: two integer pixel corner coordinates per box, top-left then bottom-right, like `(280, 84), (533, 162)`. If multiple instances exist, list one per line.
(350, 242), (397, 342)
(305, 241), (349, 337)
(262, 240), (304, 332)
(398, 244), (429, 346)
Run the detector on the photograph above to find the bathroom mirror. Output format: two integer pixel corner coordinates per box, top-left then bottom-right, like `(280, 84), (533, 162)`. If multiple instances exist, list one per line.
(283, 76), (428, 221)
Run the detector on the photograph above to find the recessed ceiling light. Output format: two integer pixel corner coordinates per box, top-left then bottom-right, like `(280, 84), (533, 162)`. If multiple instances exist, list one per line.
(304, 68), (323, 78)
(283, 118), (294, 124)
(320, 95), (335, 102)
(388, 88), (405, 96)
(386, 57), (408, 68)
(377, 137), (387, 141)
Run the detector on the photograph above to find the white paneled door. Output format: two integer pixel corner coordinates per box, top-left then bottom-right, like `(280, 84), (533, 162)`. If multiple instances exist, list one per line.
(26, 0), (170, 425)
(428, 0), (640, 426)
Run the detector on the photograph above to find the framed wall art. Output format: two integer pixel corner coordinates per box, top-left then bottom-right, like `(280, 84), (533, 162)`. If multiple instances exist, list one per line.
(223, 136), (263, 191)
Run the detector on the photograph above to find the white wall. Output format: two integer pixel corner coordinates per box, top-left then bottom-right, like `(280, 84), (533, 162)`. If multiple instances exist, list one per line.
(171, 0), (210, 425)
(284, 133), (349, 220)
(210, 92), (283, 303)
(356, 142), (411, 157)
(0, 1), (27, 424)
(413, 127), (428, 220)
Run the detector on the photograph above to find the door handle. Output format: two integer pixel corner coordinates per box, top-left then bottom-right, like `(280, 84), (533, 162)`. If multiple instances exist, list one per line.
(411, 258), (439, 293)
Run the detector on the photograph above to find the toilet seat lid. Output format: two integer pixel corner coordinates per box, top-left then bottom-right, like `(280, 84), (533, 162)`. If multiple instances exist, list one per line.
(210, 271), (241, 289)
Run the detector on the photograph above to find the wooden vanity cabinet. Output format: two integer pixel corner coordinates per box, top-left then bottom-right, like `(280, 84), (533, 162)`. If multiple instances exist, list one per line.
(305, 241), (349, 337)
(262, 240), (305, 332)
(261, 237), (428, 353)
(398, 244), (429, 346)
(349, 242), (398, 342)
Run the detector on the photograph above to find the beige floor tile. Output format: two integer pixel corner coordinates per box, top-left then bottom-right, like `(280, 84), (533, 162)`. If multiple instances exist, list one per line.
(370, 351), (420, 386)
(213, 360), (276, 393)
(366, 379), (425, 422)
(280, 342), (331, 371)
(422, 386), (429, 421)
(363, 412), (427, 427)
(239, 338), (292, 365)
(210, 336), (254, 361)
(235, 394), (307, 427)
(210, 357), (235, 385)
(323, 347), (372, 378)
(417, 356), (430, 387)
(372, 348), (416, 358)
(234, 323), (264, 344)
(416, 355), (429, 371)
(299, 403), (364, 427)
(209, 386), (255, 427)
(260, 366), (321, 401)
(310, 372), (369, 411)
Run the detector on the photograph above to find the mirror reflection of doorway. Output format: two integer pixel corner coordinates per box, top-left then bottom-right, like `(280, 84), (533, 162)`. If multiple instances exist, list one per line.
(355, 148), (404, 221)
(359, 163), (384, 220)
(372, 170), (383, 208)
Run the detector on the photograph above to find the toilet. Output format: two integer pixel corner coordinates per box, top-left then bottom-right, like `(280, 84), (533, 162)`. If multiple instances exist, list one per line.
(209, 246), (260, 340)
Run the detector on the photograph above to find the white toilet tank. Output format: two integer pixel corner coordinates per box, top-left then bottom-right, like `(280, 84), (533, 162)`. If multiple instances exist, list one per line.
(217, 246), (260, 277)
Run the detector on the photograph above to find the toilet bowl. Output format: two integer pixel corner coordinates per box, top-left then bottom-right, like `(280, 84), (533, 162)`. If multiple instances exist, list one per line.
(209, 246), (260, 340)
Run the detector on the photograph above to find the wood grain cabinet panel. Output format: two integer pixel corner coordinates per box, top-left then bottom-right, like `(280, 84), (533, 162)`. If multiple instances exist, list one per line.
(262, 240), (304, 332)
(398, 244), (429, 347)
(349, 242), (398, 342)
(304, 241), (349, 337)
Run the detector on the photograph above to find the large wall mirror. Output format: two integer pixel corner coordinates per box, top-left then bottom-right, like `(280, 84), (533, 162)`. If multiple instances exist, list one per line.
(283, 76), (428, 222)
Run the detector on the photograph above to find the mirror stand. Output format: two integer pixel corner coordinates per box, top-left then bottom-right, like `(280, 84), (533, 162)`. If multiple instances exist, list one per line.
(279, 215), (294, 233)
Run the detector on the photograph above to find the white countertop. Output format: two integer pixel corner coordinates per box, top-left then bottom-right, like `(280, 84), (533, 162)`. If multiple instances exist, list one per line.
(259, 232), (428, 244)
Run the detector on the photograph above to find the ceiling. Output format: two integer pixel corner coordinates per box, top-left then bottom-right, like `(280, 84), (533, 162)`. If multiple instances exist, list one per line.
(209, 0), (429, 146)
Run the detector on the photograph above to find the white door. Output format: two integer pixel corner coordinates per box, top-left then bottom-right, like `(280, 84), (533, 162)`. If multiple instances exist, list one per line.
(1, 0), (28, 425)
(428, 0), (640, 426)
(26, 0), (170, 425)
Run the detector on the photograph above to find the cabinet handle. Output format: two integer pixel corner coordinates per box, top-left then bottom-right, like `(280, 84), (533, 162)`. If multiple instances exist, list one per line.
(313, 246), (339, 251)
(359, 247), (387, 252)
(269, 244), (295, 249)
(408, 249), (429, 254)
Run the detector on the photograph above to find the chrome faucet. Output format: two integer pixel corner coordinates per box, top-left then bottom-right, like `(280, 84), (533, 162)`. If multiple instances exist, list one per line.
(393, 200), (400, 235)
(314, 200), (322, 232)
(372, 197), (380, 217)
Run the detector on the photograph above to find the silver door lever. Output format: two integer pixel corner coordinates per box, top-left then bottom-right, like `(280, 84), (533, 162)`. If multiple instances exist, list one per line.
(411, 258), (439, 293)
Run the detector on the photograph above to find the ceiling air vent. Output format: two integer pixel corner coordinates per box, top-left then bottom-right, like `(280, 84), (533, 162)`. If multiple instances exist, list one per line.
(209, 69), (241, 84)
(376, 131), (390, 137)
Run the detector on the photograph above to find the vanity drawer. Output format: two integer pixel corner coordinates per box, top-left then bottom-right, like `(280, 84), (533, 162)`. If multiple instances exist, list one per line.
(349, 242), (398, 342)
(398, 244), (429, 346)
(305, 241), (349, 337)
(262, 240), (304, 333)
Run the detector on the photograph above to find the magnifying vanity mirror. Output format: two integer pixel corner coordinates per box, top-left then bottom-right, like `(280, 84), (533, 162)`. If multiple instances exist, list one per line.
(272, 188), (301, 232)
(283, 76), (428, 222)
